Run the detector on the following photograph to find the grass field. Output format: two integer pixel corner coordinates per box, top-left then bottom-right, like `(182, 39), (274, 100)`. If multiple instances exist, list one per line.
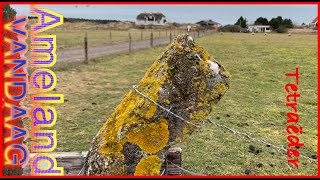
(25, 32), (317, 175)
(27, 28), (186, 50)
(26, 19), (196, 50)
(52, 29), (179, 49)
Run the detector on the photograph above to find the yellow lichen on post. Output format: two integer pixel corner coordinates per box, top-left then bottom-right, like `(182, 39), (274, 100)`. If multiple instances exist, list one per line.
(212, 84), (227, 98)
(96, 57), (169, 156)
(126, 119), (169, 154)
(134, 155), (161, 176)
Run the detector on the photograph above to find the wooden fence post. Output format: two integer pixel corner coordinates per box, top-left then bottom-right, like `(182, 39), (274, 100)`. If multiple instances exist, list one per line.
(129, 32), (132, 52)
(160, 148), (182, 176)
(84, 32), (88, 64)
(23, 148), (182, 175)
(141, 31), (143, 40)
(150, 32), (153, 47)
(197, 30), (200, 37)
(170, 32), (172, 43)
(109, 31), (112, 41)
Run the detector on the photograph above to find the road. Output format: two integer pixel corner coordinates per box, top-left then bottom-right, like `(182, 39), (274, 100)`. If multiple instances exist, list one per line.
(57, 37), (171, 62)
(52, 30), (216, 63)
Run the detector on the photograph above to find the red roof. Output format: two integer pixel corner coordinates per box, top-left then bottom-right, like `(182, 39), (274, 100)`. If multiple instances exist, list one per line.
(311, 16), (318, 24)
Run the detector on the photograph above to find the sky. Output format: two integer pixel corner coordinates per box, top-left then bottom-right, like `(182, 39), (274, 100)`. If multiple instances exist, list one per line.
(10, 4), (317, 25)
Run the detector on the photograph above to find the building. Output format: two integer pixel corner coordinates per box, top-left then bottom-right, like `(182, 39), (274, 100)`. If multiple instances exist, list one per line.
(135, 12), (166, 26)
(196, 19), (221, 29)
(310, 16), (318, 29)
(247, 25), (271, 33)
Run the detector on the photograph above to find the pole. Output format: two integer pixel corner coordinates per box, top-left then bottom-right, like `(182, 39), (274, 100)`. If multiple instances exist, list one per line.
(84, 32), (88, 64)
(129, 32), (132, 52)
(150, 32), (153, 47)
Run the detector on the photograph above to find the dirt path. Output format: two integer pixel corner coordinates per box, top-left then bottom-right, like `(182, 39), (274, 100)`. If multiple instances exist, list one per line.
(57, 30), (217, 63)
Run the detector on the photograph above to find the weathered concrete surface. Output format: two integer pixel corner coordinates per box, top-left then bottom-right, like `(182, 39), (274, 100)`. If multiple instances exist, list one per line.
(84, 34), (230, 176)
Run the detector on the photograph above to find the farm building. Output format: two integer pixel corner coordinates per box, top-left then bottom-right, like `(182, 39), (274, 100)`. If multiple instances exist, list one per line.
(135, 12), (167, 26)
(196, 19), (221, 29)
(247, 25), (271, 33)
(310, 16), (318, 29)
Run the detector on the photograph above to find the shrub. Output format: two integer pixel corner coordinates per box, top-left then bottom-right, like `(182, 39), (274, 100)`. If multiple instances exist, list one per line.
(275, 25), (288, 33)
(218, 25), (241, 32)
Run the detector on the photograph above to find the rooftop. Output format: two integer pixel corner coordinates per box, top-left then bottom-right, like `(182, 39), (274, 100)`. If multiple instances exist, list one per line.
(136, 12), (165, 20)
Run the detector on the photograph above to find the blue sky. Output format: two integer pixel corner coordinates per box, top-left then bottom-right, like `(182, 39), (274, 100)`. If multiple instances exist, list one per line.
(11, 4), (317, 25)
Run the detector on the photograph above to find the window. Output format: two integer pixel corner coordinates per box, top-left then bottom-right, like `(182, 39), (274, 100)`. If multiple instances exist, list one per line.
(147, 15), (154, 21)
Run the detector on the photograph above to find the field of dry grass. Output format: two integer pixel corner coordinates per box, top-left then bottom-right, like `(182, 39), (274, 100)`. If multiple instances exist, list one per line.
(26, 19), (198, 50)
(288, 28), (318, 34)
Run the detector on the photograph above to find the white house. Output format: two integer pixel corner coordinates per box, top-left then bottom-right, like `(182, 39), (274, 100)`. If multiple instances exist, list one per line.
(310, 16), (318, 29)
(135, 12), (167, 26)
(247, 25), (271, 33)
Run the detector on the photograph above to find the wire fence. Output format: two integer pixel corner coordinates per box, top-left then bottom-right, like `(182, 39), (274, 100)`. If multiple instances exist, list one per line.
(131, 85), (317, 176)
(49, 29), (216, 50)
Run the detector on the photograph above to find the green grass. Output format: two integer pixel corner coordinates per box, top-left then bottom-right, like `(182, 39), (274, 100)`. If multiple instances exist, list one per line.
(25, 33), (317, 175)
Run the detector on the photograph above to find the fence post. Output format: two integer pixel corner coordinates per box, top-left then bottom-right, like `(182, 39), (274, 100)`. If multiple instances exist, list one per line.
(84, 32), (88, 64)
(197, 30), (200, 38)
(166, 30), (167, 37)
(141, 31), (143, 40)
(159, 31), (160, 38)
(150, 32), (153, 47)
(109, 31), (112, 41)
(170, 32), (172, 43)
(129, 32), (132, 52)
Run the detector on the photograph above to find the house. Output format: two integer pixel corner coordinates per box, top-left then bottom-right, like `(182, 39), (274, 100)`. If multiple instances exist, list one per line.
(310, 16), (318, 29)
(247, 25), (271, 33)
(135, 12), (166, 26)
(196, 19), (221, 29)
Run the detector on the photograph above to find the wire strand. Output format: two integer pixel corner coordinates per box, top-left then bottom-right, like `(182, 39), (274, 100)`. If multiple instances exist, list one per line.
(167, 160), (205, 176)
(132, 85), (201, 128)
(206, 119), (317, 162)
(132, 84), (317, 163)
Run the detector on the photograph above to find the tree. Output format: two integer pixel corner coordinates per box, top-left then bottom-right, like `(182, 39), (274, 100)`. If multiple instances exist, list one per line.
(2, 4), (16, 22)
(283, 18), (294, 28)
(235, 16), (248, 28)
(269, 16), (293, 33)
(254, 17), (269, 25)
(269, 16), (283, 30)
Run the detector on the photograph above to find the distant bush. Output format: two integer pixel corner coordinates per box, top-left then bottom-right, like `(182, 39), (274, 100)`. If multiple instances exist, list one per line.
(172, 22), (182, 27)
(28, 16), (120, 24)
(218, 25), (241, 32)
(275, 25), (288, 33)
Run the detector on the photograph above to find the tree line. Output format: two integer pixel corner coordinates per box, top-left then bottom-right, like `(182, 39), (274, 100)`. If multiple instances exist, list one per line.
(220, 16), (294, 33)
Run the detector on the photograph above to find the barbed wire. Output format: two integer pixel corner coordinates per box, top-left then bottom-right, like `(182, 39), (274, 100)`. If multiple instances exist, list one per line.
(167, 160), (205, 176)
(132, 85), (317, 163)
(132, 85), (201, 128)
(206, 119), (317, 162)
(79, 84), (317, 176)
